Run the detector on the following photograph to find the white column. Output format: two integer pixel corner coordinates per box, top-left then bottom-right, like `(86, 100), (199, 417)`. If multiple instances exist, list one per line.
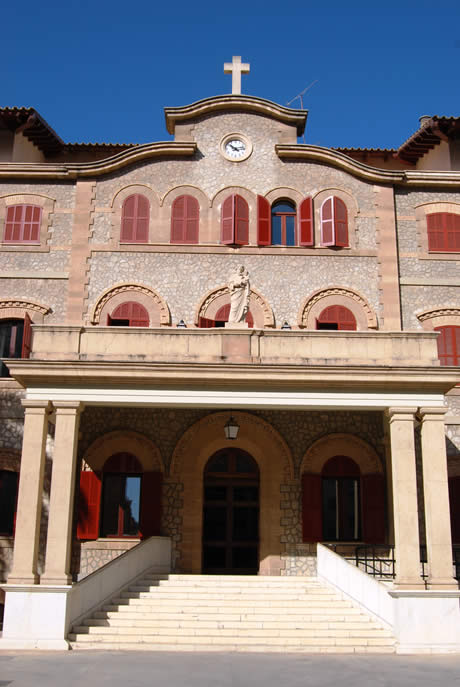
(41, 402), (83, 585)
(386, 407), (424, 588)
(419, 407), (457, 589)
(8, 400), (51, 584)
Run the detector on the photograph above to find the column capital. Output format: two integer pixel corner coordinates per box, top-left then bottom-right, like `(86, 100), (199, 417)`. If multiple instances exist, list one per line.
(418, 406), (448, 422)
(386, 407), (418, 423)
(20, 400), (53, 413)
(52, 401), (85, 415)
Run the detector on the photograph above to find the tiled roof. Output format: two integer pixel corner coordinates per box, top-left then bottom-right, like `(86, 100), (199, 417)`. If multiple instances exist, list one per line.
(397, 116), (460, 164)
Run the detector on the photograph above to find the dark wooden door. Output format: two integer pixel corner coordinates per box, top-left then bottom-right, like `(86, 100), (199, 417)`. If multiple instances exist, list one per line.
(202, 448), (259, 574)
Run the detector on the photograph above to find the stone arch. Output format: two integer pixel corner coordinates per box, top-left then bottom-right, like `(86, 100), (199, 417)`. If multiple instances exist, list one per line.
(81, 430), (163, 473)
(0, 448), (21, 472)
(300, 433), (383, 476)
(194, 285), (275, 328)
(90, 283), (171, 326)
(210, 187), (257, 245)
(170, 411), (294, 574)
(417, 307), (460, 330)
(298, 286), (377, 330)
(161, 185), (210, 208)
(264, 187), (304, 206)
(0, 299), (50, 324)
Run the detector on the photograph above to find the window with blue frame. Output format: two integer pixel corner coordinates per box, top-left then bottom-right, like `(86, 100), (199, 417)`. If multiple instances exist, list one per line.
(271, 200), (296, 246)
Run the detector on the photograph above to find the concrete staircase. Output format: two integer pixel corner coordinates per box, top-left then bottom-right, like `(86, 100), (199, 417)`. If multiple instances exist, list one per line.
(69, 574), (396, 653)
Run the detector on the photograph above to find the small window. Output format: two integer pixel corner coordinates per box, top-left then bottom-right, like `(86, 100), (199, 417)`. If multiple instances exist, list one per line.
(435, 326), (460, 365)
(221, 194), (249, 245)
(321, 197), (348, 247)
(0, 470), (19, 536)
(271, 201), (296, 246)
(322, 456), (361, 542)
(107, 301), (149, 327)
(257, 196), (313, 246)
(171, 195), (199, 244)
(0, 315), (32, 377)
(101, 453), (142, 538)
(120, 194), (149, 243)
(316, 305), (356, 330)
(3, 205), (41, 244)
(427, 213), (460, 252)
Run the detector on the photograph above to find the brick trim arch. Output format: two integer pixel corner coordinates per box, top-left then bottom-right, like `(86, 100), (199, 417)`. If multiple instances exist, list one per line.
(91, 283), (171, 326)
(312, 187), (358, 248)
(0, 299), (50, 324)
(82, 430), (163, 473)
(195, 285), (275, 328)
(417, 307), (460, 330)
(300, 433), (383, 475)
(298, 287), (377, 330)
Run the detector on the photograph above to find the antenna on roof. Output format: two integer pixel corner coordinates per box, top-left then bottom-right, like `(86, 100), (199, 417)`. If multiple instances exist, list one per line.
(286, 80), (318, 143)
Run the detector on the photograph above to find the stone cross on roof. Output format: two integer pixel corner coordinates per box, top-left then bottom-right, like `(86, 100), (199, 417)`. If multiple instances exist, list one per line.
(224, 56), (250, 95)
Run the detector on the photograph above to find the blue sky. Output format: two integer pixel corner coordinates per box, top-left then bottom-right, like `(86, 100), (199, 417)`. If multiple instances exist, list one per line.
(3, 0), (460, 149)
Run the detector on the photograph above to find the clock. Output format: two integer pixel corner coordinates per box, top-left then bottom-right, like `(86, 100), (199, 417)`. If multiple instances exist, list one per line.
(220, 133), (252, 162)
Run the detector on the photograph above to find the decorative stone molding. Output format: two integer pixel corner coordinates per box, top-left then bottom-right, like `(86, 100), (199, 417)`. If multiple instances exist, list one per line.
(417, 308), (460, 330)
(81, 430), (163, 473)
(0, 449), (21, 472)
(91, 283), (171, 326)
(0, 299), (50, 323)
(170, 411), (294, 481)
(300, 433), (383, 475)
(298, 287), (377, 330)
(195, 285), (275, 328)
(264, 187), (304, 206)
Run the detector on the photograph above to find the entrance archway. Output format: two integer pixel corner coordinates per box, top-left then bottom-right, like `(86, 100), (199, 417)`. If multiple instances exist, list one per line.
(202, 448), (259, 574)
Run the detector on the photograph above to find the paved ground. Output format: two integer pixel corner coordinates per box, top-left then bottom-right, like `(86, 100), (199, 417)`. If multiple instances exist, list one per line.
(1, 651), (460, 687)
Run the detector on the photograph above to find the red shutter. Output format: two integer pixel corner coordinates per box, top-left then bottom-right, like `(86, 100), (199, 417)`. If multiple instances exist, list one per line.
(221, 195), (235, 244)
(299, 197), (314, 246)
(139, 471), (163, 538)
(446, 213), (460, 251)
(77, 471), (102, 540)
(171, 196), (185, 243)
(184, 196), (199, 244)
(317, 305), (357, 331)
(234, 195), (249, 245)
(215, 304), (231, 322)
(362, 473), (386, 544)
(257, 195), (271, 245)
(199, 317), (216, 328)
(302, 473), (323, 542)
(111, 301), (149, 327)
(427, 213), (460, 252)
(334, 197), (348, 247)
(449, 477), (460, 544)
(435, 326), (460, 366)
(21, 312), (32, 359)
(321, 198), (334, 245)
(4, 206), (15, 242)
(121, 195), (149, 243)
(3, 205), (41, 244)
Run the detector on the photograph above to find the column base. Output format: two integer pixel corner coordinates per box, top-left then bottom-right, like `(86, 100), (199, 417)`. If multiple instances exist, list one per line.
(393, 578), (425, 590)
(426, 577), (459, 590)
(7, 573), (40, 585)
(41, 574), (73, 585)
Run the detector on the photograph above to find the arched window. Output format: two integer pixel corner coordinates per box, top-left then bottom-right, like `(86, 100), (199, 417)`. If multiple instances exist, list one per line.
(3, 204), (41, 244)
(0, 469), (19, 536)
(120, 194), (149, 243)
(320, 197), (348, 247)
(107, 301), (149, 327)
(302, 456), (385, 544)
(77, 453), (163, 540)
(0, 314), (32, 377)
(316, 305), (357, 330)
(257, 196), (313, 246)
(171, 195), (199, 244)
(435, 326), (460, 365)
(198, 303), (254, 328)
(221, 194), (249, 245)
(427, 213), (460, 252)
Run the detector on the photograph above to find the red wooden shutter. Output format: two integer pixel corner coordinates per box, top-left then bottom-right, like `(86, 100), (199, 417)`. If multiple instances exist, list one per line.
(4, 206), (16, 242)
(121, 195), (149, 243)
(111, 301), (149, 327)
(427, 213), (444, 252)
(215, 304), (231, 322)
(334, 197), (348, 247)
(139, 471), (163, 538)
(362, 473), (385, 544)
(234, 195), (249, 245)
(257, 195), (271, 245)
(435, 326), (460, 366)
(3, 205), (41, 243)
(221, 195), (235, 244)
(321, 198), (334, 245)
(184, 196), (199, 244)
(449, 477), (460, 544)
(77, 470), (102, 540)
(317, 305), (357, 330)
(171, 196), (185, 243)
(302, 473), (322, 542)
(21, 312), (32, 359)
(427, 213), (460, 252)
(199, 317), (215, 328)
(446, 213), (460, 251)
(299, 197), (314, 246)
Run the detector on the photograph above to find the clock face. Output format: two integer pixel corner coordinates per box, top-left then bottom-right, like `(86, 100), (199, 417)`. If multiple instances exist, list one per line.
(225, 139), (247, 159)
(221, 133), (252, 161)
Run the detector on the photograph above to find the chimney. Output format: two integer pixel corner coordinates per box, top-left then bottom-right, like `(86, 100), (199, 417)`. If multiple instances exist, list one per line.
(419, 115), (431, 127)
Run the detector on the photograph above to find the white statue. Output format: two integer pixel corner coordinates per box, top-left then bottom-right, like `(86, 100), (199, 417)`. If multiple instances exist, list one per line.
(228, 265), (250, 323)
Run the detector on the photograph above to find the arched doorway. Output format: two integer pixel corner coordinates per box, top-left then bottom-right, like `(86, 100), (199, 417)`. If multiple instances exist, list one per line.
(202, 447), (259, 574)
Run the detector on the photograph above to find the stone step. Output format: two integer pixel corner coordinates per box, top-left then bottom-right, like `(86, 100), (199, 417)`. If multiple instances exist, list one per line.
(102, 603), (365, 617)
(114, 595), (356, 608)
(91, 615), (379, 629)
(124, 589), (339, 600)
